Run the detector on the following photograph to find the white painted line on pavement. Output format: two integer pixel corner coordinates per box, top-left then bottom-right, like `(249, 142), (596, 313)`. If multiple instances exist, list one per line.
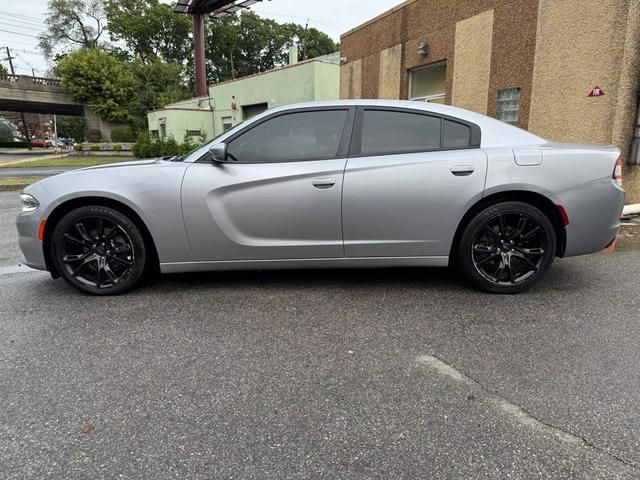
(0, 264), (38, 276)
(416, 354), (582, 445)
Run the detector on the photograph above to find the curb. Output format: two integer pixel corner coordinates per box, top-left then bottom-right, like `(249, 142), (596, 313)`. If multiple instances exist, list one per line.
(0, 185), (29, 192)
(622, 204), (640, 216)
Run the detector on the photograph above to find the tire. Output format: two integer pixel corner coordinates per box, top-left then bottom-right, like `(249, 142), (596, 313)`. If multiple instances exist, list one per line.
(457, 201), (557, 294)
(50, 206), (147, 295)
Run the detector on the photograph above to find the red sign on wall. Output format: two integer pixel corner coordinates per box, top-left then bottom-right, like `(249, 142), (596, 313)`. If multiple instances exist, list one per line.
(588, 86), (605, 97)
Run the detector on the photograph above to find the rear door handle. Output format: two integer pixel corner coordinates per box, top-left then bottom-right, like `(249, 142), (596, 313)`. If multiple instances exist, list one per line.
(450, 165), (475, 176)
(312, 177), (336, 189)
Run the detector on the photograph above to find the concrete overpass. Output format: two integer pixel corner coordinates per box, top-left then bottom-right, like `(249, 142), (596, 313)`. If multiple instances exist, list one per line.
(0, 74), (115, 140)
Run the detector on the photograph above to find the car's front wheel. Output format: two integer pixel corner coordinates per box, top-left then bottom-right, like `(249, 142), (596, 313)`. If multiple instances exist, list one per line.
(50, 206), (147, 295)
(458, 201), (557, 294)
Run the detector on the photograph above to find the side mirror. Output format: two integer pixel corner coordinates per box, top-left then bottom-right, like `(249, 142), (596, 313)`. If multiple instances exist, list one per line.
(209, 143), (228, 163)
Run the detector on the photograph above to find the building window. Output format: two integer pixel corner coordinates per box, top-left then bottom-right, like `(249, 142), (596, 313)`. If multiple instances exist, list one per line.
(409, 62), (446, 103)
(150, 130), (159, 140)
(186, 130), (202, 137)
(222, 117), (233, 132)
(496, 88), (521, 126)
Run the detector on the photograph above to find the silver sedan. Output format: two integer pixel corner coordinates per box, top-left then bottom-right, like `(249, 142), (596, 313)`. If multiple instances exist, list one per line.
(16, 100), (625, 295)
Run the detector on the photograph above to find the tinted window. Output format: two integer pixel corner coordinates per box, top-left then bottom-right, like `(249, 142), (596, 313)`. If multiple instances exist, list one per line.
(360, 110), (441, 156)
(227, 110), (348, 163)
(443, 120), (471, 148)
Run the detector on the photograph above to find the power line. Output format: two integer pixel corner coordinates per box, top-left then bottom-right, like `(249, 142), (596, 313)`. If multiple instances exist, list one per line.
(1, 38), (40, 47)
(0, 21), (45, 33)
(0, 28), (40, 38)
(252, 9), (341, 33)
(0, 10), (47, 24)
(0, 13), (46, 28)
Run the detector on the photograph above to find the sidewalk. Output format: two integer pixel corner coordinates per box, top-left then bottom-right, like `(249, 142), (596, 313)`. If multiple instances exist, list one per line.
(0, 151), (69, 166)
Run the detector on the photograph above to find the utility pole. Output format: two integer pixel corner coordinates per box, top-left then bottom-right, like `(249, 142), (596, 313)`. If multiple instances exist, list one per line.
(301, 19), (310, 61)
(4, 47), (32, 150)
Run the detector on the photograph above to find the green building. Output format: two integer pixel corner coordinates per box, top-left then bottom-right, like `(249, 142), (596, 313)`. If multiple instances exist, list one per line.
(148, 52), (340, 142)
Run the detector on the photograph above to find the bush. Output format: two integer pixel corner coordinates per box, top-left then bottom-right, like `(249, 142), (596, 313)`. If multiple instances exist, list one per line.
(75, 143), (84, 151)
(90, 144), (101, 151)
(87, 129), (102, 142)
(113, 144), (122, 152)
(0, 122), (14, 142)
(133, 132), (203, 159)
(111, 125), (135, 143)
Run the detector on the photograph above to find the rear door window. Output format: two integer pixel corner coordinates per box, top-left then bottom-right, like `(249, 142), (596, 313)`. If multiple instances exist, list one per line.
(359, 110), (441, 156)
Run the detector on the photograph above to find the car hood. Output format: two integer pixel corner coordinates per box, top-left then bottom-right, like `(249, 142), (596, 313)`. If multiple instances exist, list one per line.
(79, 158), (168, 171)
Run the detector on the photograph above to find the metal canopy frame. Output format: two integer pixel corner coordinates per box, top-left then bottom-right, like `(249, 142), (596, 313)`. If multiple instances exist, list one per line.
(174, 0), (262, 16)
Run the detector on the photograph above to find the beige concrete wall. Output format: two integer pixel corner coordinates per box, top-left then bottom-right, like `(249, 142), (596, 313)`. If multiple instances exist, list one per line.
(340, 59), (362, 99)
(529, 0), (625, 145)
(529, 0), (640, 202)
(378, 44), (402, 99)
(452, 9), (494, 114)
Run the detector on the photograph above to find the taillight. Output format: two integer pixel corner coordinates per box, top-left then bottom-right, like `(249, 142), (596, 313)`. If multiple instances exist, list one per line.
(613, 156), (623, 187)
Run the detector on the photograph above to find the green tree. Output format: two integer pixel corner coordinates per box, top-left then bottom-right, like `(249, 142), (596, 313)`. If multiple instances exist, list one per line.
(39, 0), (107, 58)
(57, 49), (134, 123)
(105, 0), (192, 64)
(0, 63), (7, 75)
(128, 60), (192, 130)
(285, 24), (340, 61)
(56, 116), (86, 142)
(0, 120), (14, 142)
(205, 12), (339, 84)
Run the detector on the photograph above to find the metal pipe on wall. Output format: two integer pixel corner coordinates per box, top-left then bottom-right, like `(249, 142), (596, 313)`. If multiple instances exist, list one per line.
(630, 91), (640, 165)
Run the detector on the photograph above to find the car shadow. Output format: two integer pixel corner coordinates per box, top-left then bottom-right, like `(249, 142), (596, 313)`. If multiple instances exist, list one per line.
(148, 266), (466, 293)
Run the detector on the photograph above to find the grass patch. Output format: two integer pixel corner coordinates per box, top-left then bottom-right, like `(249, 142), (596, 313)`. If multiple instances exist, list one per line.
(0, 177), (45, 191)
(0, 156), (133, 169)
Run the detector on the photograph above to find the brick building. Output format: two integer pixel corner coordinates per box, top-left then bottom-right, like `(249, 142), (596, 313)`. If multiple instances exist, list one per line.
(339, 0), (640, 202)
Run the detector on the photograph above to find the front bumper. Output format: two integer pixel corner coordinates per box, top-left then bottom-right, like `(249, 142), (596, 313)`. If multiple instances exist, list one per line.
(559, 177), (625, 257)
(15, 182), (55, 271)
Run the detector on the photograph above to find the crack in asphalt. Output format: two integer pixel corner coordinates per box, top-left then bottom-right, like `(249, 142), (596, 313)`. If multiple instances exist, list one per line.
(416, 354), (639, 472)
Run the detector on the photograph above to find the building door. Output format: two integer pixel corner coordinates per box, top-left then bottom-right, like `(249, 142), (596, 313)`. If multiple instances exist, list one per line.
(242, 103), (269, 120)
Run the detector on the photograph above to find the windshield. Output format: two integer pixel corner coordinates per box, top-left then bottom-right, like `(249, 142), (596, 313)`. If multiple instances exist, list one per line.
(180, 117), (253, 163)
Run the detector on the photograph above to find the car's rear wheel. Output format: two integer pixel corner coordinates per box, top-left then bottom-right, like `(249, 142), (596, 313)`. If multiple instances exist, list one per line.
(458, 201), (556, 294)
(50, 206), (147, 295)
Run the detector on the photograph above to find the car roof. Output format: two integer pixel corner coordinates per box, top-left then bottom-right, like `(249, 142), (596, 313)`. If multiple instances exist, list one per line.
(267, 99), (545, 148)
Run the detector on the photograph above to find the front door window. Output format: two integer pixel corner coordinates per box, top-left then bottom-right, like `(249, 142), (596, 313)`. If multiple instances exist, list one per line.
(227, 110), (349, 163)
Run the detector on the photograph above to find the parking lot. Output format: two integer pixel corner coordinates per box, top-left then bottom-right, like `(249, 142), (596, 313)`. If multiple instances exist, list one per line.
(1, 190), (640, 479)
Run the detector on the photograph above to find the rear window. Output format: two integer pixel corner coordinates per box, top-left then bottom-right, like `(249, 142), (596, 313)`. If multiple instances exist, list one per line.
(443, 120), (471, 148)
(360, 110), (441, 156)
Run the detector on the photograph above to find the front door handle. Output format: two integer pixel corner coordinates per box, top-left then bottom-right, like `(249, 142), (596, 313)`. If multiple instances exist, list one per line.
(450, 165), (475, 176)
(312, 177), (336, 189)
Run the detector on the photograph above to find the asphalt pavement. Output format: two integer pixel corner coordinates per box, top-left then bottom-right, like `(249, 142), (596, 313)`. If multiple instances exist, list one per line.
(1, 191), (640, 479)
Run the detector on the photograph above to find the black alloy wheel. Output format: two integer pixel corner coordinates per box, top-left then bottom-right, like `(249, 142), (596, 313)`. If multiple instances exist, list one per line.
(51, 206), (147, 295)
(458, 201), (557, 294)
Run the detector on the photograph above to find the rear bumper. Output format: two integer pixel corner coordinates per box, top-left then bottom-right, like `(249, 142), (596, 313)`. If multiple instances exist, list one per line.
(559, 177), (624, 257)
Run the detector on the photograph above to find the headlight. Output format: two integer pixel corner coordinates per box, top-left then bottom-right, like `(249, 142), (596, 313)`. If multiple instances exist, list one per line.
(20, 193), (40, 212)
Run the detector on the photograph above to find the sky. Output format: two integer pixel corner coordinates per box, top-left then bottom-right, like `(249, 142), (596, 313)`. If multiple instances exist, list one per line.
(0, 0), (401, 76)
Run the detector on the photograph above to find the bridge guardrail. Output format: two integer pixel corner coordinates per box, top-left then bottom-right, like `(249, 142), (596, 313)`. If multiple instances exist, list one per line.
(0, 74), (65, 91)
